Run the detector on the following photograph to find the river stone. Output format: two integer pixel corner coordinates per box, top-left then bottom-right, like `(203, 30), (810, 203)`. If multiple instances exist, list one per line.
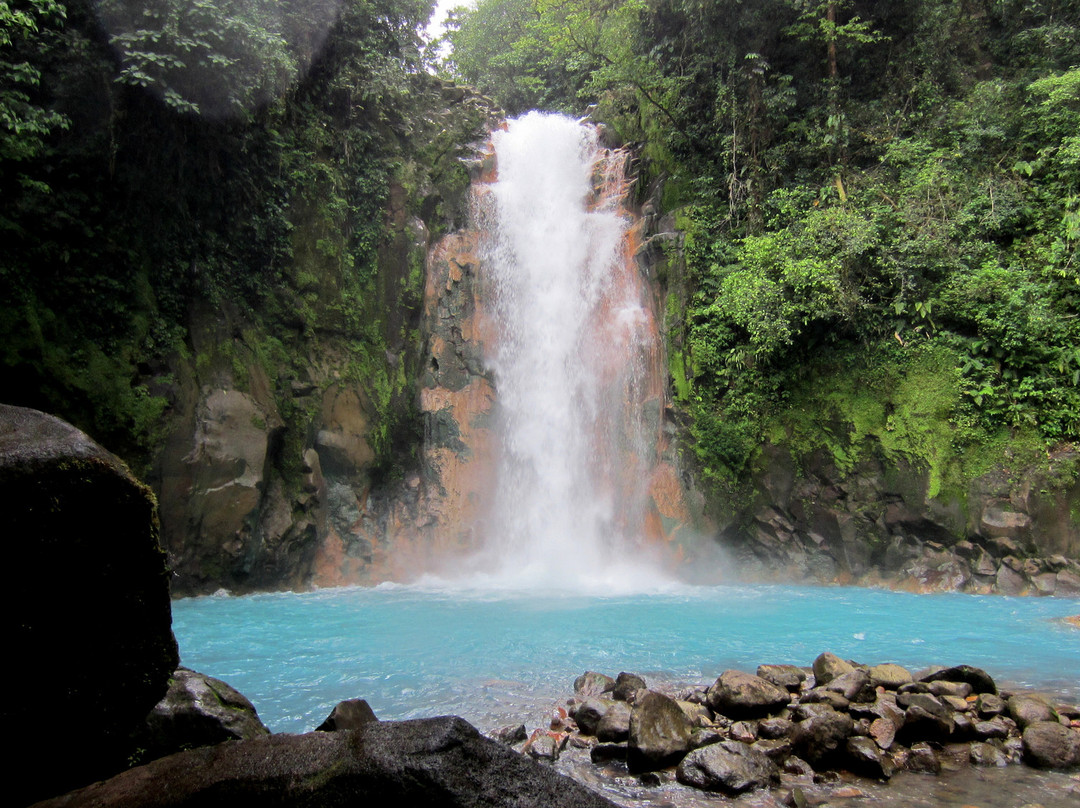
(758, 717), (794, 740)
(900, 693), (955, 740)
(316, 698), (378, 731)
(812, 652), (855, 685)
(1008, 694), (1060, 729)
(574, 671), (615, 697)
(921, 665), (997, 695)
(677, 700), (713, 728)
(707, 670), (791, 718)
(613, 672), (647, 702)
(976, 692), (1006, 717)
(596, 701), (632, 742)
(800, 688), (850, 711)
(969, 741), (1009, 767)
(757, 664), (807, 692)
(752, 737), (793, 762)
(136, 667), (269, 761)
(628, 690), (694, 772)
(905, 741), (941, 773)
(525, 731), (565, 762)
(845, 736), (896, 779)
(867, 663), (913, 690)
(1022, 722), (1080, 769)
(488, 724), (527, 745)
(36, 716), (620, 808)
(0, 405), (179, 806)
(574, 698), (613, 736)
(675, 740), (779, 794)
(929, 680), (973, 699)
(792, 704), (854, 765)
(825, 669), (872, 702)
(973, 717), (1010, 740)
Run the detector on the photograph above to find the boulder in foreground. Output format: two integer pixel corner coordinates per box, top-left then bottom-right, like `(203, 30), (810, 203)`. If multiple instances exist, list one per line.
(0, 404), (178, 805)
(34, 716), (619, 808)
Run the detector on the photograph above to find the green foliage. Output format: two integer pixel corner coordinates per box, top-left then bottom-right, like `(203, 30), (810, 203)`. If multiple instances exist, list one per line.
(0, 0), (68, 190)
(99, 0), (296, 116)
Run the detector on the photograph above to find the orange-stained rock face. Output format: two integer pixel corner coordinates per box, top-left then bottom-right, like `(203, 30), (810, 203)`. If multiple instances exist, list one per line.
(310, 130), (701, 586)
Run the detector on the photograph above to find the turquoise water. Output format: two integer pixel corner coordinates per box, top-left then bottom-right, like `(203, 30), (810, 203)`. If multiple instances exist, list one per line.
(171, 584), (1079, 735)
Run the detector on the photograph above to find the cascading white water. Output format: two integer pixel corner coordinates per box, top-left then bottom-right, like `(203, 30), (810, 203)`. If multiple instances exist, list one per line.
(471, 112), (665, 590)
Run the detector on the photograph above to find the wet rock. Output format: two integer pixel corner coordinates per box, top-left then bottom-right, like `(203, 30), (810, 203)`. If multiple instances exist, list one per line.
(800, 688), (850, 711)
(676, 740), (780, 794)
(921, 665), (997, 695)
(900, 693), (955, 740)
(867, 663), (913, 689)
(929, 680), (973, 699)
(677, 700), (714, 728)
(976, 692), (1007, 717)
(845, 736), (896, 779)
(757, 664), (807, 692)
(628, 691), (695, 772)
(1022, 722), (1080, 769)
(707, 670), (791, 718)
(970, 741), (1010, 767)
(316, 699), (378, 731)
(752, 738), (794, 762)
(783, 755), (816, 777)
(731, 721), (758, 743)
(758, 717), (795, 740)
(792, 704), (854, 765)
(574, 671), (615, 698)
(972, 716), (1011, 740)
(942, 694), (972, 713)
(613, 672), (647, 702)
(136, 667), (268, 762)
(1009, 694), (1060, 730)
(825, 669), (873, 702)
(525, 730), (567, 762)
(812, 652), (855, 686)
(574, 698), (613, 736)
(906, 741), (941, 773)
(38, 717), (619, 808)
(488, 724), (527, 745)
(596, 701), (631, 742)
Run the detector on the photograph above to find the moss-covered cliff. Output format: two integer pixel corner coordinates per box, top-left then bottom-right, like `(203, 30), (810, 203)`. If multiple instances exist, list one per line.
(0, 0), (500, 594)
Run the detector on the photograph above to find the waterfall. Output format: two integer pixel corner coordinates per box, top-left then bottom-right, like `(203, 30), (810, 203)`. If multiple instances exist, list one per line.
(471, 112), (666, 590)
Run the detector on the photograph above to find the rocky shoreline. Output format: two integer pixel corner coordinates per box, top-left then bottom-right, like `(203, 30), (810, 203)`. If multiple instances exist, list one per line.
(491, 655), (1080, 804)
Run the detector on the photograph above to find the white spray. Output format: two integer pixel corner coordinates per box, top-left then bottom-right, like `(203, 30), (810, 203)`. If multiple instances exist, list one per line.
(468, 112), (667, 592)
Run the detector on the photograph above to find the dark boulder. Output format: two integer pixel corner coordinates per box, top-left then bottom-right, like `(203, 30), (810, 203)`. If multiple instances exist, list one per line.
(316, 698), (379, 731)
(612, 672), (647, 701)
(920, 665), (997, 695)
(574, 671), (615, 698)
(596, 701), (631, 742)
(1008, 694), (1060, 730)
(676, 740), (779, 794)
(792, 704), (854, 765)
(573, 698), (613, 736)
(0, 405), (178, 805)
(756, 664), (806, 692)
(135, 667), (269, 761)
(1022, 722), (1080, 769)
(811, 652), (855, 686)
(845, 736), (896, 779)
(969, 741), (1010, 767)
(707, 670), (791, 718)
(628, 690), (694, 772)
(35, 716), (619, 808)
